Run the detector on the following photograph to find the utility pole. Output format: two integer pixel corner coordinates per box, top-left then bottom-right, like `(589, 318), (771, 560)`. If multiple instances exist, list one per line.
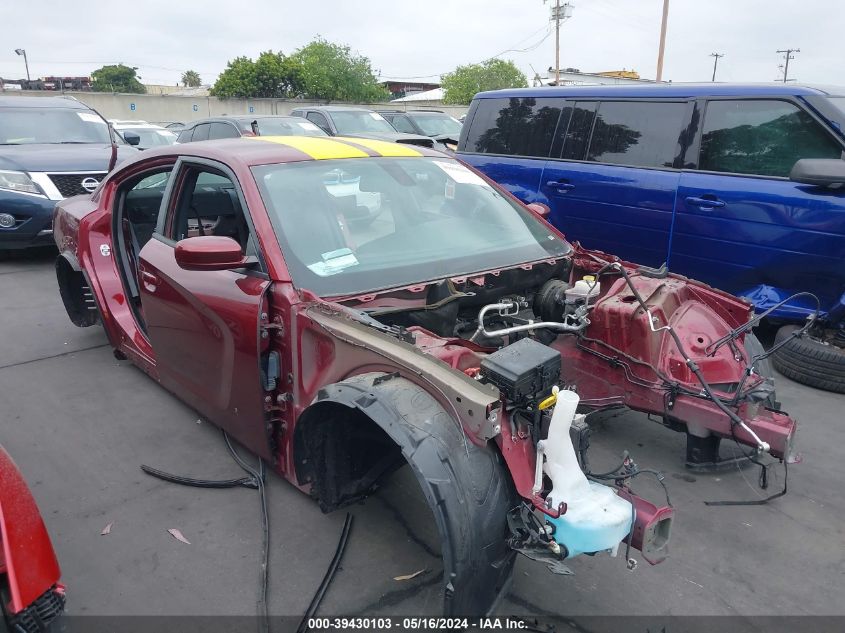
(655, 0), (670, 81)
(14, 48), (30, 82)
(555, 0), (560, 85)
(546, 1), (573, 85)
(710, 52), (724, 82)
(776, 48), (800, 83)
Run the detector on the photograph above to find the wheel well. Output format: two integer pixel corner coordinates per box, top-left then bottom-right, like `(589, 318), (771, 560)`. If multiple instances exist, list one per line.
(293, 401), (404, 512)
(55, 256), (99, 328)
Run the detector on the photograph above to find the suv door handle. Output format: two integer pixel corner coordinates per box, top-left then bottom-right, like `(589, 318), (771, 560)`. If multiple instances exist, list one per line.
(546, 180), (575, 192)
(685, 196), (726, 209)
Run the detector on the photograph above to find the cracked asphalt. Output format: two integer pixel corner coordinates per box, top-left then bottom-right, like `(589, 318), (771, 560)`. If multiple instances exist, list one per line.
(2, 248), (844, 622)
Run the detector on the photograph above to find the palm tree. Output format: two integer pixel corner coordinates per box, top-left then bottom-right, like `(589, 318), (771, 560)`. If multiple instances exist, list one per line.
(181, 70), (201, 88)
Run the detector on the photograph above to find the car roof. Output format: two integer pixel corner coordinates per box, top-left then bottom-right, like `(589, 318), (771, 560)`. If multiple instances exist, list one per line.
(0, 95), (91, 109)
(132, 135), (445, 167)
(183, 115), (302, 127)
(292, 105), (374, 112)
(475, 83), (845, 99)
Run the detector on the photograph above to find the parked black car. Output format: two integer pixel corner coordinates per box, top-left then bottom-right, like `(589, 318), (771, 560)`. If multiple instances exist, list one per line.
(175, 115), (328, 143)
(0, 96), (138, 251)
(290, 106), (433, 147)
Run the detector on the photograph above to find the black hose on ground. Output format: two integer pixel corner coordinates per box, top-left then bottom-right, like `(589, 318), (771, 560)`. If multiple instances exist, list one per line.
(296, 513), (354, 633)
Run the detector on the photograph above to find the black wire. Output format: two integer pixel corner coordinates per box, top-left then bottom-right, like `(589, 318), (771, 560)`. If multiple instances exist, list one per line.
(223, 432), (270, 633)
(140, 432), (271, 633)
(297, 513), (354, 633)
(140, 464), (258, 489)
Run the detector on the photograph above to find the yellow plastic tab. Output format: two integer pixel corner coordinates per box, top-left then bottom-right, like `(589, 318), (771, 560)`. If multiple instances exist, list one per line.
(538, 392), (558, 411)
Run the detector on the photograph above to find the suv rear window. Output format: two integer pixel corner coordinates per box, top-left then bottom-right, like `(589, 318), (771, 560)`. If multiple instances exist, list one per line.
(463, 97), (564, 158)
(699, 99), (843, 177)
(586, 101), (686, 168)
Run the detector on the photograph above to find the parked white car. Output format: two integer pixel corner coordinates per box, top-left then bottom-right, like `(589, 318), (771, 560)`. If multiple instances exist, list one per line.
(109, 120), (178, 150)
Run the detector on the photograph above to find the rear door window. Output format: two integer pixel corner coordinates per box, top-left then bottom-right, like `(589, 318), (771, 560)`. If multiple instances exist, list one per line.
(389, 114), (416, 134)
(462, 97), (565, 158)
(699, 99), (843, 177)
(191, 124), (211, 142)
(586, 101), (687, 168)
(209, 122), (240, 139)
(306, 112), (331, 133)
(558, 101), (596, 160)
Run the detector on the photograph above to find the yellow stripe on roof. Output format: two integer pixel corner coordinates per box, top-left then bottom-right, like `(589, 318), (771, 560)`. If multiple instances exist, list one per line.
(248, 135), (369, 159)
(334, 137), (423, 157)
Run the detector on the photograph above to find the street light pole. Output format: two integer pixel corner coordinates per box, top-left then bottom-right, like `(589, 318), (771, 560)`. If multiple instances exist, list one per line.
(710, 52), (724, 82)
(655, 0), (670, 81)
(14, 48), (30, 82)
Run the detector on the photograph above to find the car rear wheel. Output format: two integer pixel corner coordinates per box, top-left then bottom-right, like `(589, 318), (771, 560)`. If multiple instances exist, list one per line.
(772, 325), (845, 394)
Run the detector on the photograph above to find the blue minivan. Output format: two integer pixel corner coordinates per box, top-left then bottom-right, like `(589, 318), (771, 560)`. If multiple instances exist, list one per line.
(458, 84), (845, 393)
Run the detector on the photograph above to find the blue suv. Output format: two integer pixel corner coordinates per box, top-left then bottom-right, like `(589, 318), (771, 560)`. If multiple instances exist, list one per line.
(0, 96), (138, 251)
(458, 84), (845, 393)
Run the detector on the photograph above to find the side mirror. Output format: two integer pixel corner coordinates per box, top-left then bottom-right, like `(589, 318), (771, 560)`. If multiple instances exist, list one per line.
(526, 202), (552, 220)
(174, 236), (249, 271)
(123, 131), (141, 146)
(789, 158), (845, 187)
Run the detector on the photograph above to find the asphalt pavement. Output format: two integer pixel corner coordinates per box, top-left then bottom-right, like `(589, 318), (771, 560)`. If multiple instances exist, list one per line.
(1, 248), (844, 625)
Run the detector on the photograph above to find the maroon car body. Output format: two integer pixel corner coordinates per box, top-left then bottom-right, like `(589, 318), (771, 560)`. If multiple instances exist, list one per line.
(53, 136), (798, 614)
(0, 445), (65, 632)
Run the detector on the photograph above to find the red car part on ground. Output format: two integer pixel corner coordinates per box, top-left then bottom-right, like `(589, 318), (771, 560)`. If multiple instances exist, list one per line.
(0, 445), (65, 632)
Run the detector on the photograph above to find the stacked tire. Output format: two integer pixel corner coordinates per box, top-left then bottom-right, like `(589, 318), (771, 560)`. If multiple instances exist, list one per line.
(772, 325), (845, 394)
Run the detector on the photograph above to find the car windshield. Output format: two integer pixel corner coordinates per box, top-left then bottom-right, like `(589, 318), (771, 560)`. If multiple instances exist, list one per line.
(121, 127), (177, 147)
(329, 111), (396, 135)
(252, 156), (570, 297)
(255, 118), (327, 137)
(410, 113), (463, 137)
(0, 107), (111, 144)
(824, 97), (845, 128)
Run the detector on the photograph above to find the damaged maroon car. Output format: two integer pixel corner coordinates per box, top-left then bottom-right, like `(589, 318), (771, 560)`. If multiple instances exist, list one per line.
(53, 136), (798, 615)
(0, 445), (65, 632)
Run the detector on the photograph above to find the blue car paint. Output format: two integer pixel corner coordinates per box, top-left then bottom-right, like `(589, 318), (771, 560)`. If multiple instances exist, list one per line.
(459, 84), (845, 325)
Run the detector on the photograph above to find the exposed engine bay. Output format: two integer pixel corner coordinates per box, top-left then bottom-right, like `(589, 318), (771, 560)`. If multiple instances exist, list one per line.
(335, 245), (799, 566)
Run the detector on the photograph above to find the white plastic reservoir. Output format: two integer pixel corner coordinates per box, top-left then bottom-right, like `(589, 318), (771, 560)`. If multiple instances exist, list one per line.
(543, 389), (633, 558)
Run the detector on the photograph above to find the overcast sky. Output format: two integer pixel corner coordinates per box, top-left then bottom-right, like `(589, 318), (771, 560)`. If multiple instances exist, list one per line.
(2, 0), (842, 88)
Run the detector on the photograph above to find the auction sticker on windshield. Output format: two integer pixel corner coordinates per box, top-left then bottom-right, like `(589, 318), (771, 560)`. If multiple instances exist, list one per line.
(308, 248), (359, 276)
(434, 160), (488, 186)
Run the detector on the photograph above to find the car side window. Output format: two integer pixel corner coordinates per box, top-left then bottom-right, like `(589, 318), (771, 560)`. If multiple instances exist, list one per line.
(306, 112), (331, 133)
(462, 97), (565, 158)
(209, 122), (240, 140)
(176, 128), (193, 143)
(585, 101), (687, 169)
(699, 99), (843, 178)
(390, 115), (416, 134)
(191, 124), (211, 142)
(558, 101), (597, 160)
(169, 167), (254, 255)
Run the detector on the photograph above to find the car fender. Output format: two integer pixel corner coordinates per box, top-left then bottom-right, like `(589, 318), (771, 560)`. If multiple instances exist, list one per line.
(294, 372), (517, 616)
(0, 446), (62, 615)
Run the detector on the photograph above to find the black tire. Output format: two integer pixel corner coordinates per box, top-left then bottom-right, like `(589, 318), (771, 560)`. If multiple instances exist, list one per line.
(772, 325), (845, 394)
(317, 375), (518, 616)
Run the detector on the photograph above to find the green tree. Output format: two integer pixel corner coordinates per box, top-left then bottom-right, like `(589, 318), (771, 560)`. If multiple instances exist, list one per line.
(441, 59), (527, 105)
(288, 38), (388, 102)
(91, 64), (146, 93)
(181, 70), (201, 87)
(211, 52), (301, 98)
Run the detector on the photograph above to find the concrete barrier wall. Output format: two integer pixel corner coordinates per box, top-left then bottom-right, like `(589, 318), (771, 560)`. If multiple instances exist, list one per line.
(1, 90), (468, 124)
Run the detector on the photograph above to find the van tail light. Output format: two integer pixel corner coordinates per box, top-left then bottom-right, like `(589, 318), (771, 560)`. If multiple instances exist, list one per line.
(617, 489), (673, 565)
